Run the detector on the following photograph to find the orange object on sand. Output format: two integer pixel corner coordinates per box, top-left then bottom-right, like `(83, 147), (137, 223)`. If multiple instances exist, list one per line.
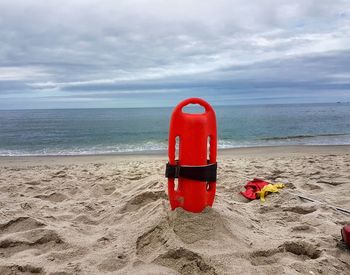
(165, 98), (217, 213)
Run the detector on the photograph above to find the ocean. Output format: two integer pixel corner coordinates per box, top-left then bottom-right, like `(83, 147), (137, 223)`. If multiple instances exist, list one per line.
(0, 103), (350, 156)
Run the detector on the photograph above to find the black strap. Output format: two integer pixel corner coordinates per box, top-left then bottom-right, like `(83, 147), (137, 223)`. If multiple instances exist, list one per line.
(165, 161), (217, 182)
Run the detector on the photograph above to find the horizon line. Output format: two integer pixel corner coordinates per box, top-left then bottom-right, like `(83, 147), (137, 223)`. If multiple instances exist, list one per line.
(0, 100), (349, 111)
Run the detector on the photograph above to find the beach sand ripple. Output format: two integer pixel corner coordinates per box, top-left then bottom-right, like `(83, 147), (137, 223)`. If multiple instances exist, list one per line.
(0, 147), (349, 274)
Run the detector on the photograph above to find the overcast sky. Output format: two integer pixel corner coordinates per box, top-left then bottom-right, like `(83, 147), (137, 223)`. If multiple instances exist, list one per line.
(0, 0), (350, 109)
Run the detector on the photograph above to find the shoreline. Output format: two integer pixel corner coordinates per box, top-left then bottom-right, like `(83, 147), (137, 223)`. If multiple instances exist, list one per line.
(0, 144), (349, 166)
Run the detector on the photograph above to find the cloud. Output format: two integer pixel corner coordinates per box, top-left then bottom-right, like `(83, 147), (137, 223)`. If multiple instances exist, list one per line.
(0, 0), (350, 108)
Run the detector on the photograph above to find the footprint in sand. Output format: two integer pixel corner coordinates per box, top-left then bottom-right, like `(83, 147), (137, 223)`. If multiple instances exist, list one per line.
(34, 192), (68, 203)
(0, 217), (45, 236)
(280, 240), (321, 259)
(248, 240), (321, 267)
(282, 205), (317, 215)
(153, 248), (217, 275)
(0, 228), (65, 258)
(136, 223), (170, 260)
(121, 191), (167, 213)
(0, 264), (44, 275)
(97, 253), (128, 272)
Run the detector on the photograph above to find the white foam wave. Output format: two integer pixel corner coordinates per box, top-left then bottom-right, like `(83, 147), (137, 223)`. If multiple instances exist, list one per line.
(1, 135), (349, 156)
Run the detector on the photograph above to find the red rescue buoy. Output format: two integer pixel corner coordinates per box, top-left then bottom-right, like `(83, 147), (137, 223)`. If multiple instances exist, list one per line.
(165, 98), (217, 213)
(342, 225), (350, 248)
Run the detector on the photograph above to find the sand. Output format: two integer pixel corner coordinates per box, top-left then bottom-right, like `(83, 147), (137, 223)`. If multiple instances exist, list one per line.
(0, 145), (349, 274)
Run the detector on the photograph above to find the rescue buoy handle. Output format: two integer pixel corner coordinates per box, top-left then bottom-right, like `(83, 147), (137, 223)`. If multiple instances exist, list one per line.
(174, 98), (213, 114)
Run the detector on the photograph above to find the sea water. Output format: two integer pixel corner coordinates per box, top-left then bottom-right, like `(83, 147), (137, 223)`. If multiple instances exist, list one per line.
(0, 103), (349, 156)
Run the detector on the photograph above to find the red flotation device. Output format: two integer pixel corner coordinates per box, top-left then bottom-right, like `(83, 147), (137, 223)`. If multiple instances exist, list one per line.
(165, 98), (217, 213)
(342, 225), (350, 248)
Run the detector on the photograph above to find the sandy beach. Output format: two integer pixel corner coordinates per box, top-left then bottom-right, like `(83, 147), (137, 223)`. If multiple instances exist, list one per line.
(0, 145), (350, 274)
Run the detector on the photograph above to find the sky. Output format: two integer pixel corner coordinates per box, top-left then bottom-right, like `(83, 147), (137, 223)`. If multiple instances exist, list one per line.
(0, 0), (350, 109)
